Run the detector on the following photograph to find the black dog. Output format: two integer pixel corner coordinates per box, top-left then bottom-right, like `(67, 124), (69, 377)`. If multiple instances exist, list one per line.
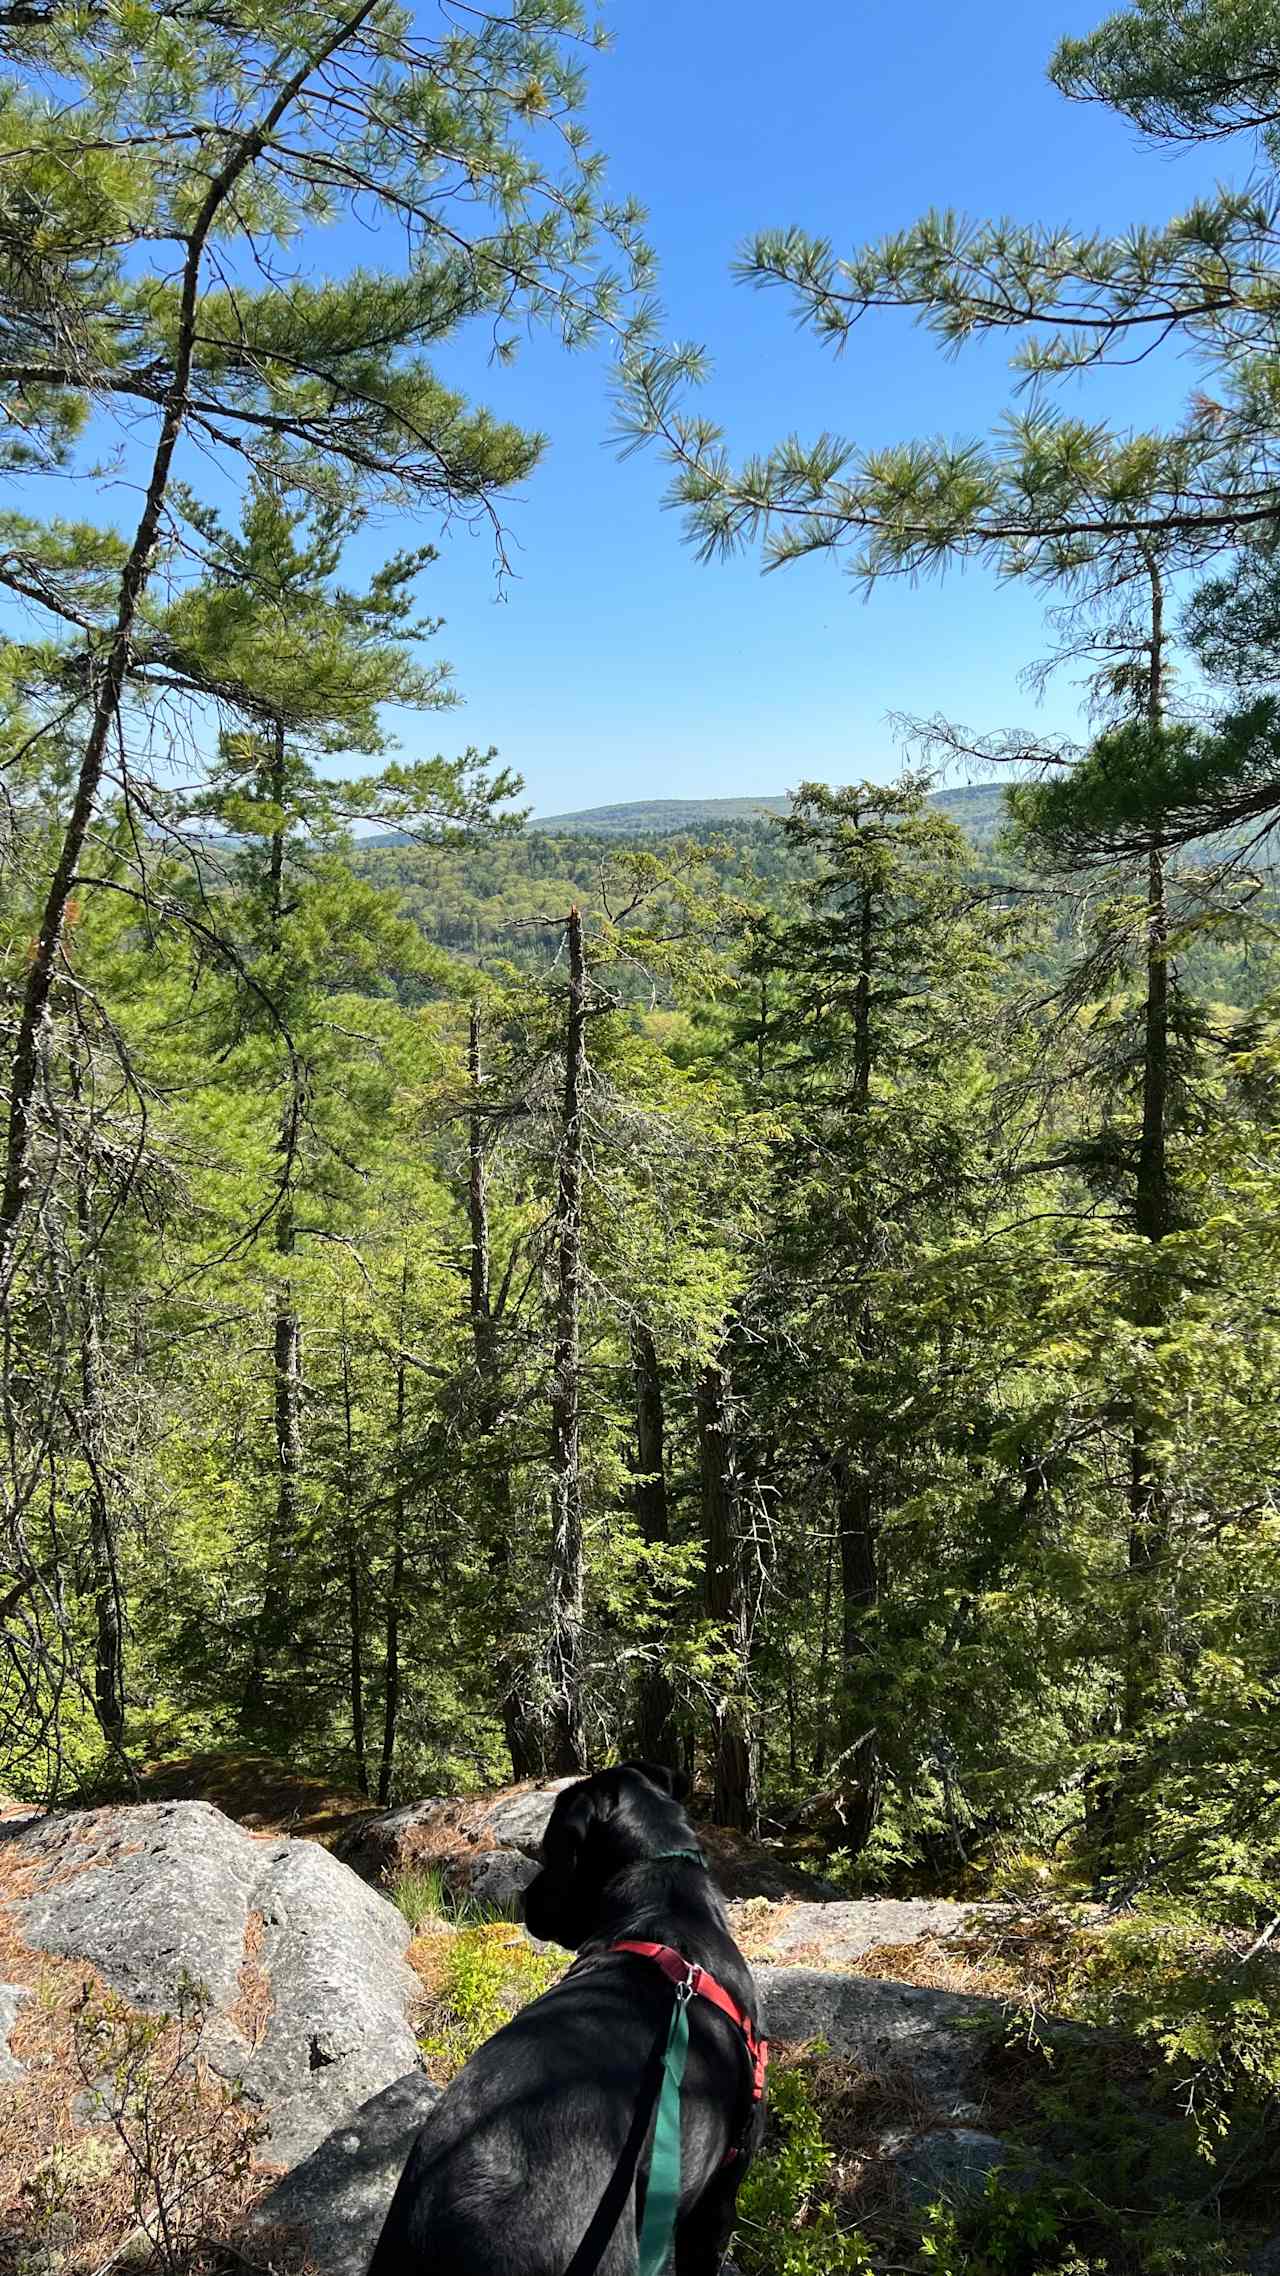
(368, 1761), (764, 2275)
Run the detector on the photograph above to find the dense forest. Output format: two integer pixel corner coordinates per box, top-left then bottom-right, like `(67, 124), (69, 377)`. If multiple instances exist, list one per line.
(7, 0), (1280, 2200)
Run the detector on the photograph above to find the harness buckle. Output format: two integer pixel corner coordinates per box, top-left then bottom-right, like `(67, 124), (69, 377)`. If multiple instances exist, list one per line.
(674, 1961), (701, 2008)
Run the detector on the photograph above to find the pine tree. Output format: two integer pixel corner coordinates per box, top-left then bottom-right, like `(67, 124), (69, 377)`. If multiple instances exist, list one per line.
(0, 0), (649, 1263)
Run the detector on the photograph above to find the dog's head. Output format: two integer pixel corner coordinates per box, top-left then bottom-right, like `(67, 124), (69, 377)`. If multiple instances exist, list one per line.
(522, 1760), (694, 1950)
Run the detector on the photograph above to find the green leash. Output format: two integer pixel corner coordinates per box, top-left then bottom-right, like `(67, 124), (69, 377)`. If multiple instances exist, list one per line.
(635, 1978), (693, 2276)
(635, 1850), (705, 2275)
(561, 1856), (711, 2276)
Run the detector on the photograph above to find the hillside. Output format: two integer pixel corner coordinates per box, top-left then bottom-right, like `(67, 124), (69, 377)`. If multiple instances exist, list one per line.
(529, 793), (792, 833)
(529, 782), (1008, 845)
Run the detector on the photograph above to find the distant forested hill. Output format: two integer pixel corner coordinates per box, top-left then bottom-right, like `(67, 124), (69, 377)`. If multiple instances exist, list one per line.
(350, 779), (1278, 1009)
(530, 794), (792, 834)
(527, 782), (1009, 846)
(354, 783), (1013, 964)
(187, 783), (1277, 1011)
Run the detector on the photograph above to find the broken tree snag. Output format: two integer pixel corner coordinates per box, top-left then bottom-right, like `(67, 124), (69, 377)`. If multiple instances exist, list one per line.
(831, 1452), (880, 1856)
(630, 1322), (679, 1766)
(468, 1005), (537, 1778)
(699, 1348), (756, 1831)
(545, 907), (588, 1775)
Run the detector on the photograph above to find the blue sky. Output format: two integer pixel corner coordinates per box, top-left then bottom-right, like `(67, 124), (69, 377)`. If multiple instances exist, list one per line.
(22, 2), (1235, 819)
(399, 0), (1232, 817)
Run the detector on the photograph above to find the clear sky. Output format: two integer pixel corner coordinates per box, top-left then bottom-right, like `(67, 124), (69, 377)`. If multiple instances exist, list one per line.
(387, 0), (1229, 818)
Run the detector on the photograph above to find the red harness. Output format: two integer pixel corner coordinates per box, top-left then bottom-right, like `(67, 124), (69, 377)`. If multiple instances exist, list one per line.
(608, 1938), (769, 2156)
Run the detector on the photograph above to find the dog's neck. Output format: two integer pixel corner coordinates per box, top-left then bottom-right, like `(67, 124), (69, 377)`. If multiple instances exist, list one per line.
(576, 1854), (754, 2001)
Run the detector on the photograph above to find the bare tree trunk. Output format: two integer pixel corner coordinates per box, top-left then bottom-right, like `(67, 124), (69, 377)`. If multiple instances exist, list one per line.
(81, 1284), (125, 1744)
(832, 1453), (880, 1855)
(828, 887), (880, 1845)
(377, 1531), (404, 1809)
(812, 1520), (836, 1776)
(68, 1047), (125, 1744)
(243, 734), (302, 1732)
(852, 882), (873, 1112)
(468, 1006), (537, 1777)
(341, 1312), (368, 1796)
(378, 1263), (409, 1807)
(545, 910), (588, 1774)
(699, 1352), (756, 1830)
(242, 1109), (302, 1729)
(1092, 559), (1174, 1877)
(1127, 559), (1173, 1730)
(273, 1204), (303, 1553)
(629, 1322), (678, 1765)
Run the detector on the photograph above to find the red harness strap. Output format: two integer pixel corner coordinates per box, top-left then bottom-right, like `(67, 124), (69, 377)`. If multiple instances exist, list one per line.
(608, 1940), (769, 2112)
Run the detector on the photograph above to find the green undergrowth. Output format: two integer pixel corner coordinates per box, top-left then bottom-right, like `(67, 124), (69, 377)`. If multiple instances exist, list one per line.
(414, 1921), (564, 2078)
(736, 2046), (1264, 2275)
(733, 2062), (875, 2274)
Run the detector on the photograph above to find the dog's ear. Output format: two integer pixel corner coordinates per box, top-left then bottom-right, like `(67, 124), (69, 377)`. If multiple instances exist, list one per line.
(522, 1775), (616, 1950)
(624, 1758), (691, 1804)
(544, 1779), (613, 1866)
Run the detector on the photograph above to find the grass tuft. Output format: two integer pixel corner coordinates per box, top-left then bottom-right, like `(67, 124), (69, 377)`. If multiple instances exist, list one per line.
(390, 1860), (520, 1930)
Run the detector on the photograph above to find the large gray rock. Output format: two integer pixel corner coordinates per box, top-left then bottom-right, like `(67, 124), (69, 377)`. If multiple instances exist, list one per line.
(4, 1800), (422, 2167)
(732, 1896), (997, 1968)
(0, 1982), (28, 2081)
(334, 1797), (447, 1886)
(241, 1838), (424, 2167)
(451, 1848), (539, 1914)
(893, 2126), (1037, 2207)
(756, 1964), (1004, 2114)
(336, 1781), (573, 1893)
(17, 1800), (259, 2011)
(483, 1785), (574, 1852)
(251, 2070), (441, 2276)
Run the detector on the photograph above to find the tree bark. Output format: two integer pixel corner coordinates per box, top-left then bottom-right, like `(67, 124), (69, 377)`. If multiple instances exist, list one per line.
(830, 885), (881, 1847)
(243, 727), (302, 1732)
(545, 911), (588, 1774)
(852, 882), (873, 1112)
(242, 1109), (302, 1729)
(468, 1006), (537, 1778)
(832, 1453), (881, 1855)
(811, 1521), (836, 1777)
(629, 1322), (678, 1766)
(378, 1263), (409, 1807)
(1127, 556), (1173, 1730)
(699, 1351), (756, 1830)
(81, 1284), (125, 1744)
(1093, 558), (1175, 1876)
(341, 1313), (368, 1796)
(69, 1051), (125, 1745)
(75, 1229), (124, 1741)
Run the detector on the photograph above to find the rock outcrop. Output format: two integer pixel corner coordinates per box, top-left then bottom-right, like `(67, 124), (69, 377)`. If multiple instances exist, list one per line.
(335, 1779), (575, 1906)
(251, 2070), (442, 2276)
(0, 1786), (1138, 2276)
(335, 1779), (848, 1908)
(0, 1983), (28, 2081)
(756, 1963), (1002, 2115)
(730, 1893), (1002, 1967)
(2, 1799), (422, 2166)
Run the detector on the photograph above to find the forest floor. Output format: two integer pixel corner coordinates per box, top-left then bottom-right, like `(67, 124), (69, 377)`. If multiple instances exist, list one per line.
(129, 1752), (374, 1845)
